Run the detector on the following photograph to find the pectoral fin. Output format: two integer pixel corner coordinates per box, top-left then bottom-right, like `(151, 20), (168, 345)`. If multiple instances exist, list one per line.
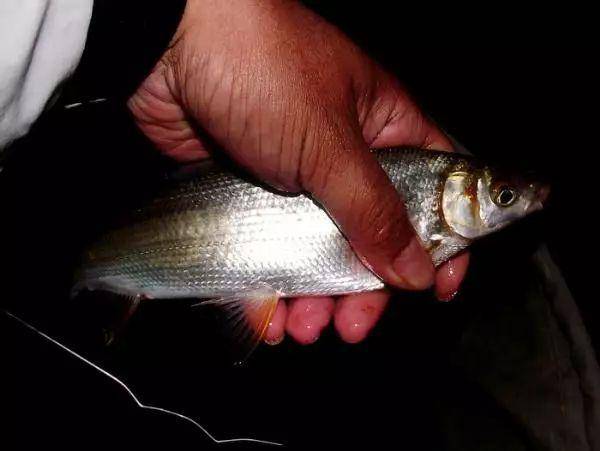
(194, 284), (280, 362)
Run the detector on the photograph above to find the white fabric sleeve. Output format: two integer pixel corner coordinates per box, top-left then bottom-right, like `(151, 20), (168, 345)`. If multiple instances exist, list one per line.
(0, 0), (93, 150)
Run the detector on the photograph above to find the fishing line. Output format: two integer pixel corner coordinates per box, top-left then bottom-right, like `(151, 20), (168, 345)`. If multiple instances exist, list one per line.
(63, 98), (107, 109)
(4, 310), (283, 447)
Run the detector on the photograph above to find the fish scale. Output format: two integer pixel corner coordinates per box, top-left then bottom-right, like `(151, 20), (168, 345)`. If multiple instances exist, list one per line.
(74, 148), (543, 301)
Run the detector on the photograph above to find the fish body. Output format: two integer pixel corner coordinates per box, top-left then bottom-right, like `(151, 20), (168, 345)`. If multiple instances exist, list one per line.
(74, 148), (546, 301)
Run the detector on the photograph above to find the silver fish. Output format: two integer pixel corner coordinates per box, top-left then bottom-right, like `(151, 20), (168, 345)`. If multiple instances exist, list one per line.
(73, 148), (548, 347)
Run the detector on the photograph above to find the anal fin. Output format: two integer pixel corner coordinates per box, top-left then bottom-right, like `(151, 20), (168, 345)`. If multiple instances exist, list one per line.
(103, 294), (142, 345)
(194, 284), (279, 363)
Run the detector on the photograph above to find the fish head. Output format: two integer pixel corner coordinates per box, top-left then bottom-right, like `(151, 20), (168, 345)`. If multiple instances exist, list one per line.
(442, 166), (549, 240)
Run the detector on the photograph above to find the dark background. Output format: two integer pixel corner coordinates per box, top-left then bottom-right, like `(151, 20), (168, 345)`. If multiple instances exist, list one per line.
(2, 4), (596, 450)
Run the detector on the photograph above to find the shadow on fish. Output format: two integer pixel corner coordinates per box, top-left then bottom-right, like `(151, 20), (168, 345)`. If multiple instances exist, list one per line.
(70, 147), (549, 361)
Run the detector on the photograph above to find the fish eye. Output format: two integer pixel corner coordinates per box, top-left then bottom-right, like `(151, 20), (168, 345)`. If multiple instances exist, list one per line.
(495, 186), (518, 207)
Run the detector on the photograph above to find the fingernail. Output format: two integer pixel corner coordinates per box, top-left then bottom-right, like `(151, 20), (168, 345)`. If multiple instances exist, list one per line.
(391, 237), (435, 290)
(436, 290), (458, 302)
(264, 334), (285, 346)
(298, 323), (321, 345)
(305, 332), (321, 345)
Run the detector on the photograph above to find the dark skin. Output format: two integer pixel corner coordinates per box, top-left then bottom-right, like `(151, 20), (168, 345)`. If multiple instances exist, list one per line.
(128, 0), (469, 345)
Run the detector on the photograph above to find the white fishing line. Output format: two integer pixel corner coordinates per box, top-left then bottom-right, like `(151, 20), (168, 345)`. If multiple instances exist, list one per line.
(4, 310), (283, 447)
(64, 98), (106, 109)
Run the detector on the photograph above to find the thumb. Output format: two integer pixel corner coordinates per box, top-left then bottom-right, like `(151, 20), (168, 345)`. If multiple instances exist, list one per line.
(299, 126), (434, 290)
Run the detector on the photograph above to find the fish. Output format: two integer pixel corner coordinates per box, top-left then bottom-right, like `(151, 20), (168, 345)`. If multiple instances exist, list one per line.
(72, 147), (548, 352)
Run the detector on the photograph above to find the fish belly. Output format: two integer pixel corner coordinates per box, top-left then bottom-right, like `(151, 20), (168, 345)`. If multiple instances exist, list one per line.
(78, 173), (383, 299)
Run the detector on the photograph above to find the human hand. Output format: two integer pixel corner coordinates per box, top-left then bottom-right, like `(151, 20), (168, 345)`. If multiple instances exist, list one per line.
(128, 0), (469, 345)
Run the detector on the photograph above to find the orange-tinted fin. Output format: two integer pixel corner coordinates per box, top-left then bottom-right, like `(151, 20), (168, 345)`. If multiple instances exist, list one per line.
(103, 293), (142, 345)
(70, 287), (143, 345)
(195, 284), (279, 363)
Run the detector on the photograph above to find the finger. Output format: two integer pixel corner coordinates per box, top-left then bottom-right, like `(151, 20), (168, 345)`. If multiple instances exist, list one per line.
(435, 252), (470, 302)
(285, 297), (335, 345)
(370, 111), (454, 152)
(333, 290), (389, 343)
(127, 70), (210, 163)
(264, 300), (287, 345)
(162, 144), (211, 163)
(300, 123), (434, 291)
(362, 75), (455, 152)
(360, 80), (473, 301)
